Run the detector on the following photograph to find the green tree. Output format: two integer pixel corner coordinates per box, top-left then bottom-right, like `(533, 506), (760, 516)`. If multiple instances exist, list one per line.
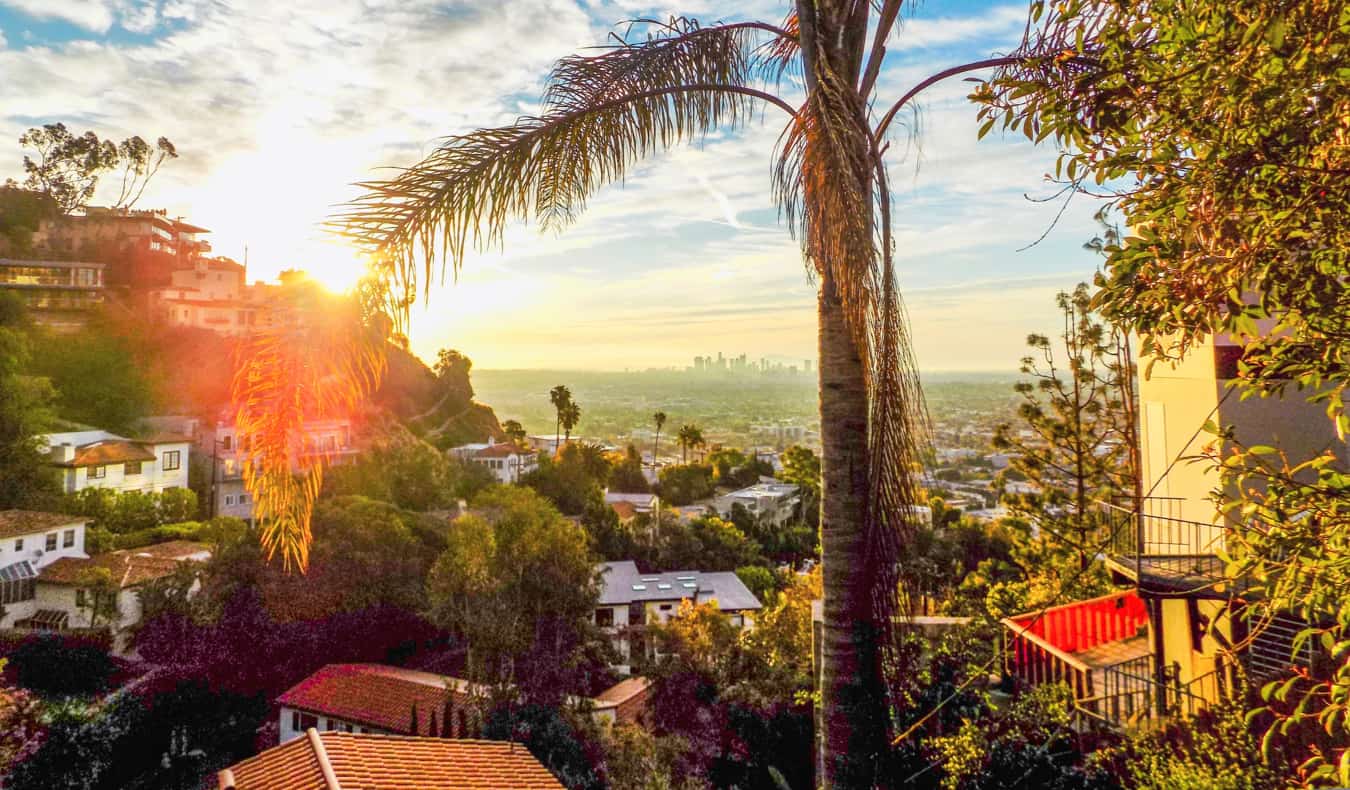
(550, 385), (572, 451)
(980, 2), (1349, 778)
(19, 123), (175, 214)
(657, 464), (714, 506)
(0, 293), (59, 509)
(561, 400), (582, 444)
(325, 9), (1057, 783)
(651, 412), (667, 470)
(608, 445), (651, 494)
(28, 321), (155, 434)
(992, 283), (1138, 572)
(74, 567), (121, 628)
(502, 419), (528, 446)
(676, 424), (704, 465)
(426, 486), (604, 702)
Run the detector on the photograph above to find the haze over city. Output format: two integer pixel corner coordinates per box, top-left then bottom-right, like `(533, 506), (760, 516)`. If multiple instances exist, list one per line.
(0, 0), (1103, 371)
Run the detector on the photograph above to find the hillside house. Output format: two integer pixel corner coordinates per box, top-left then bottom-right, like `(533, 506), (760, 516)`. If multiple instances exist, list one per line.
(40, 429), (190, 495)
(1003, 329), (1350, 727)
(448, 438), (538, 484)
(0, 258), (105, 331)
(201, 417), (357, 521)
(604, 491), (658, 516)
(0, 511), (90, 627)
(715, 479), (800, 527)
(24, 541), (210, 652)
(150, 257), (276, 334)
(219, 731), (565, 790)
(276, 663), (650, 743)
(595, 560), (762, 674)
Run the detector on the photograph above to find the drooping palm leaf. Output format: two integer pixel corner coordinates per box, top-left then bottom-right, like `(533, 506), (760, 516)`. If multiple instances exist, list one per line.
(331, 18), (798, 306)
(231, 279), (388, 571)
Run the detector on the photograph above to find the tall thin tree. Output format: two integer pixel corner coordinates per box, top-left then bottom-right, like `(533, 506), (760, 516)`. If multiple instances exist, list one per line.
(224, 6), (1088, 785)
(549, 385), (571, 453)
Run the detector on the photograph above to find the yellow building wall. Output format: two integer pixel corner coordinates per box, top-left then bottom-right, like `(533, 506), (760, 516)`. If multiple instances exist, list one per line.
(1153, 597), (1234, 702)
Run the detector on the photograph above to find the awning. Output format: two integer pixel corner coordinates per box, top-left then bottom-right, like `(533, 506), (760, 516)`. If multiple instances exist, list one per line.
(16, 609), (69, 630)
(0, 560), (36, 582)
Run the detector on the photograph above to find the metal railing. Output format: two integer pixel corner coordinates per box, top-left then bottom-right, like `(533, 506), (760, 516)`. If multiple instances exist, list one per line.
(1077, 656), (1232, 729)
(1100, 496), (1227, 583)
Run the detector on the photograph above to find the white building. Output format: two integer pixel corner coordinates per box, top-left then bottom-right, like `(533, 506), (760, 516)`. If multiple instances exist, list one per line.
(594, 560), (762, 674)
(448, 438), (538, 484)
(40, 429), (190, 495)
(32, 540), (210, 652)
(150, 258), (278, 335)
(604, 491), (658, 515)
(715, 479), (800, 527)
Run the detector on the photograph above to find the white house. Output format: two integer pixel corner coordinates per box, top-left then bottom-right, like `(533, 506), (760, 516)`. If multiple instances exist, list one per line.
(40, 429), (190, 495)
(276, 663), (650, 745)
(594, 560), (762, 674)
(0, 511), (90, 628)
(715, 479), (800, 527)
(448, 438), (537, 484)
(150, 258), (279, 335)
(29, 540), (210, 653)
(604, 491), (659, 515)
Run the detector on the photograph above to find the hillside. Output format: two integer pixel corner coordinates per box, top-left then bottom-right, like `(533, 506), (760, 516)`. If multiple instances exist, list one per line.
(376, 345), (503, 450)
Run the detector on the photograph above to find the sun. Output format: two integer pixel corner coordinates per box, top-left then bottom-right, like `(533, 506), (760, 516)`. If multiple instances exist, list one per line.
(299, 242), (372, 294)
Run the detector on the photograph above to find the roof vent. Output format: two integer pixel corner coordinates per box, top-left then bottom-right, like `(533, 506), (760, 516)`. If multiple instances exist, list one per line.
(657, 583), (672, 590)
(631, 584), (647, 591)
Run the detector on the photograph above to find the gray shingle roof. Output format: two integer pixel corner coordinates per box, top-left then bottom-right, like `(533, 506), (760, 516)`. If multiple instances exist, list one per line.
(596, 561), (762, 611)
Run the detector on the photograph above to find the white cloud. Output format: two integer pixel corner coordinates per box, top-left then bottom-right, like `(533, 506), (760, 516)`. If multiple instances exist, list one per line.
(891, 5), (1027, 50)
(0, 0), (115, 32)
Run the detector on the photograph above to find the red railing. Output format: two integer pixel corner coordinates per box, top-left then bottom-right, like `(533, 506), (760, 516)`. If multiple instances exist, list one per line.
(1002, 590), (1150, 708)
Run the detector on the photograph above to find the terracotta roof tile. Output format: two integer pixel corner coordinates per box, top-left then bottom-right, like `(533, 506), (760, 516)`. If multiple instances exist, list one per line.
(60, 440), (156, 468)
(221, 731), (564, 790)
(276, 664), (479, 736)
(0, 510), (86, 540)
(39, 542), (209, 588)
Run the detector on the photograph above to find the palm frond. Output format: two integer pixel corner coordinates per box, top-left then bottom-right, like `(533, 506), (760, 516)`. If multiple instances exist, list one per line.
(231, 279), (388, 571)
(331, 17), (797, 312)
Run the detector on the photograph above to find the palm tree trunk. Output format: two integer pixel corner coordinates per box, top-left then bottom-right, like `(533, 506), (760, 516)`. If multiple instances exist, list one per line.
(817, 266), (887, 788)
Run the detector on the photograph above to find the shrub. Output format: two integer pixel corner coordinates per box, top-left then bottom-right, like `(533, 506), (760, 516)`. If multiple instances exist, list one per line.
(5, 634), (115, 697)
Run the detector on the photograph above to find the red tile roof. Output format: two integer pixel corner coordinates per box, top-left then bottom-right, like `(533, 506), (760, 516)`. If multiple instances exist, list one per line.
(0, 510), (86, 540)
(219, 731), (564, 790)
(39, 542), (209, 588)
(276, 664), (478, 736)
(60, 440), (156, 467)
(609, 501), (638, 521)
(475, 443), (526, 458)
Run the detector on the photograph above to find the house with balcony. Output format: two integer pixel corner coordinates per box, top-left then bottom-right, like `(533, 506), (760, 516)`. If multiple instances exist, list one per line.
(32, 207), (211, 291)
(0, 258), (105, 331)
(150, 257), (277, 335)
(1002, 331), (1349, 727)
(0, 511), (90, 628)
(595, 560), (762, 674)
(448, 438), (538, 484)
(201, 416), (358, 521)
(39, 428), (190, 495)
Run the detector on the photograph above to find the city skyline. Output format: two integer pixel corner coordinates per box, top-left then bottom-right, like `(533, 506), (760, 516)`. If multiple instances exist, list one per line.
(0, 0), (1102, 372)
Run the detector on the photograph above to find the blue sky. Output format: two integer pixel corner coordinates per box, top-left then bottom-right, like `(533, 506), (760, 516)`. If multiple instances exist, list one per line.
(0, 0), (1107, 371)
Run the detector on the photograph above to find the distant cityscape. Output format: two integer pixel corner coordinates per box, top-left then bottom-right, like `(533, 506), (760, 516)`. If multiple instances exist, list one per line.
(689, 352), (813, 376)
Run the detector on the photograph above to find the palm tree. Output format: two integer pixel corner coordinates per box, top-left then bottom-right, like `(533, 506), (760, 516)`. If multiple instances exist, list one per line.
(651, 411), (667, 472)
(549, 385), (571, 453)
(560, 401), (581, 444)
(325, 8), (1073, 785)
(677, 424), (704, 464)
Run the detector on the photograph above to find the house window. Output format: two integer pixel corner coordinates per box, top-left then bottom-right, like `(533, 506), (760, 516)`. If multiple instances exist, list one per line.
(298, 713), (317, 731)
(63, 530), (75, 548)
(162, 451), (181, 471)
(124, 461), (143, 476)
(291, 711), (300, 731)
(595, 608), (614, 627)
(45, 533), (57, 552)
(88, 465), (106, 479)
(222, 436), (232, 450)
(225, 495), (235, 506)
(659, 604), (673, 611)
(239, 493), (249, 504)
(14, 538), (23, 551)
(76, 589), (87, 607)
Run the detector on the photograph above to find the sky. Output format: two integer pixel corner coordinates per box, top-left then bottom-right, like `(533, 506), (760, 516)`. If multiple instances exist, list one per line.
(0, 0), (1109, 372)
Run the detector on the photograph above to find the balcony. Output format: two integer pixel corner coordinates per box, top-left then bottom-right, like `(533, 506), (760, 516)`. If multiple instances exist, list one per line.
(1101, 497), (1228, 593)
(1002, 590), (1234, 728)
